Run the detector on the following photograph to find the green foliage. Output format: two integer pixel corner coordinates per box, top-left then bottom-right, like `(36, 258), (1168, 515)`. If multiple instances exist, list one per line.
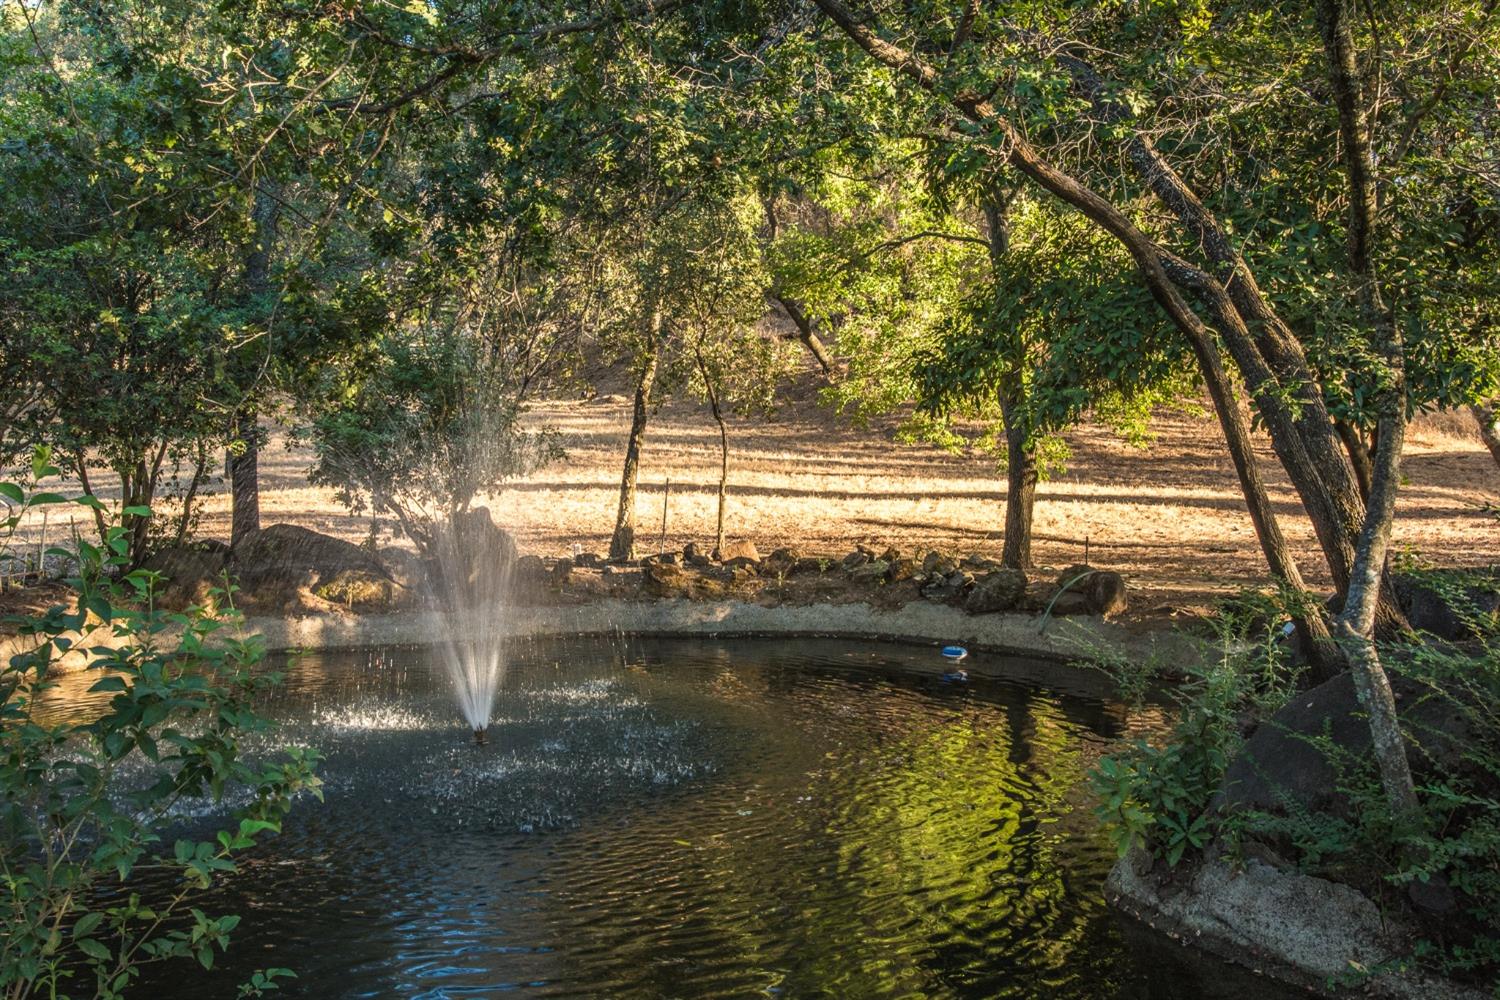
(303, 327), (561, 554)
(1089, 592), (1308, 864)
(1094, 576), (1500, 984)
(0, 474), (321, 999)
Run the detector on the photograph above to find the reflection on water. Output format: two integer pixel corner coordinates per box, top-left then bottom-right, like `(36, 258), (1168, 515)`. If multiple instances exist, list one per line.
(37, 637), (1268, 998)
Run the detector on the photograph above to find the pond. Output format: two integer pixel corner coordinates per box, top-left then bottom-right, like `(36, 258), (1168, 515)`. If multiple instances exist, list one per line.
(53, 636), (1274, 998)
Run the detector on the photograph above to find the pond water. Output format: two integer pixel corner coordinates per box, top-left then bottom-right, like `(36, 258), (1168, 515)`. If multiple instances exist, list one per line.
(53, 637), (1278, 998)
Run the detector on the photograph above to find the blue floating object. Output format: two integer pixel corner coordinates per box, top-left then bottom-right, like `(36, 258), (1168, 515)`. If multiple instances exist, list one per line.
(941, 645), (968, 660)
(941, 669), (970, 683)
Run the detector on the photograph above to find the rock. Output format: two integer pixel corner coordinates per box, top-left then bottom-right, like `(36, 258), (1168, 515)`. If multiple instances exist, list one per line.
(643, 560), (688, 597)
(761, 547), (798, 576)
(1047, 591), (1092, 616)
(1394, 571), (1499, 641)
(552, 556), (575, 582)
(1053, 563), (1128, 616)
(849, 559), (890, 584)
(312, 569), (395, 610)
(879, 546), (903, 564)
(514, 554), (546, 583)
(964, 568), (1027, 614)
(1088, 570), (1129, 616)
(1107, 850), (1423, 991)
(793, 555), (826, 575)
(945, 570), (974, 590)
(1219, 670), (1481, 824)
(888, 557), (919, 583)
(1057, 563), (1096, 592)
(682, 542), (713, 567)
(574, 551), (604, 569)
(659, 551), (681, 565)
(930, 556), (959, 577)
(141, 543), (229, 608)
(230, 524), (392, 608)
(920, 579), (960, 603)
(376, 547), (427, 593)
(842, 549), (870, 570)
(716, 539), (761, 565)
(963, 552), (1003, 572)
(921, 551), (945, 574)
(730, 566), (757, 586)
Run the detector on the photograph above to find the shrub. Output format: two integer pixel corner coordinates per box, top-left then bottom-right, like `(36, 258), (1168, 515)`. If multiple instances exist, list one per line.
(1, 464), (321, 999)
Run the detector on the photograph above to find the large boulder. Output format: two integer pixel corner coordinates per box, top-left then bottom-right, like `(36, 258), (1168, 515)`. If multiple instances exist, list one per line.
(1219, 670), (1480, 823)
(141, 543), (230, 608)
(762, 547), (798, 577)
(964, 568), (1027, 614)
(1054, 564), (1129, 616)
(230, 524), (393, 610)
(1394, 571), (1499, 641)
(643, 560), (690, 598)
(849, 559), (890, 585)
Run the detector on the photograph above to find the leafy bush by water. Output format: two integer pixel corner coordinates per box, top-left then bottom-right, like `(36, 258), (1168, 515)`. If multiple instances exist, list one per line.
(1, 461), (321, 999)
(1089, 575), (1500, 986)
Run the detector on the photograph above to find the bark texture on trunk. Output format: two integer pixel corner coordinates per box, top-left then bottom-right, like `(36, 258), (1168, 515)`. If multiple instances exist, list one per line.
(229, 408), (261, 548)
(999, 393), (1037, 570)
(981, 193), (1037, 571)
(1335, 418), (1374, 501)
(228, 187), (279, 547)
(609, 318), (662, 561)
(1318, 0), (1419, 819)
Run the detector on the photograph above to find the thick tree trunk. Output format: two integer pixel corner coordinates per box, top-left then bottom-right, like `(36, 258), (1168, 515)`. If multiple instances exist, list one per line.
(982, 191), (1038, 571)
(228, 188), (279, 547)
(1473, 401), (1500, 468)
(998, 389), (1037, 570)
(229, 408), (261, 548)
(609, 319), (662, 561)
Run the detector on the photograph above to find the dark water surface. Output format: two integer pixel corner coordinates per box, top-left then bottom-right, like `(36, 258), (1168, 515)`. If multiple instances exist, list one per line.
(50, 637), (1274, 998)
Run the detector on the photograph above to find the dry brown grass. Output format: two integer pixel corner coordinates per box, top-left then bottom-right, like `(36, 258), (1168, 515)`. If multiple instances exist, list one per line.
(13, 382), (1498, 612)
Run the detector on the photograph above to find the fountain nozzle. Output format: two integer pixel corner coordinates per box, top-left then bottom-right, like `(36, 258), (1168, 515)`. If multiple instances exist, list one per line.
(473, 727), (488, 746)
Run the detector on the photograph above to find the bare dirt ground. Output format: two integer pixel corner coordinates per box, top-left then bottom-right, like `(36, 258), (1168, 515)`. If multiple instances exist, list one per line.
(11, 377), (1498, 615)
(222, 381), (1500, 611)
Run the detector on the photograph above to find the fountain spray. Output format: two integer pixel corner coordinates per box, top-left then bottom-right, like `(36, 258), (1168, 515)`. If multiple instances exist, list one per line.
(429, 507), (514, 751)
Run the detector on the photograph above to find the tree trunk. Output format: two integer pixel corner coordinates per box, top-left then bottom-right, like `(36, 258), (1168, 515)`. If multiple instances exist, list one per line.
(1319, 0), (1419, 820)
(1473, 401), (1500, 469)
(1335, 418), (1374, 501)
(228, 187), (279, 548)
(229, 408), (261, 548)
(709, 386), (728, 558)
(609, 317), (662, 561)
(998, 387), (1037, 570)
(773, 293), (836, 378)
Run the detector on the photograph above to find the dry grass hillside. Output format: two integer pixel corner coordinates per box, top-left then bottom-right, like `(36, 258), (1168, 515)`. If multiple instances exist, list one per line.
(141, 380), (1500, 613)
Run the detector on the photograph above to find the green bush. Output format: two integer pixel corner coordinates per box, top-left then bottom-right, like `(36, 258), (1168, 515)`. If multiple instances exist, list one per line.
(1088, 591), (1304, 864)
(1, 463), (321, 999)
(1091, 578), (1500, 985)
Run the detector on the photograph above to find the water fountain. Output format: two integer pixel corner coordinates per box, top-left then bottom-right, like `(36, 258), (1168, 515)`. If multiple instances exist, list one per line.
(426, 506), (516, 745)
